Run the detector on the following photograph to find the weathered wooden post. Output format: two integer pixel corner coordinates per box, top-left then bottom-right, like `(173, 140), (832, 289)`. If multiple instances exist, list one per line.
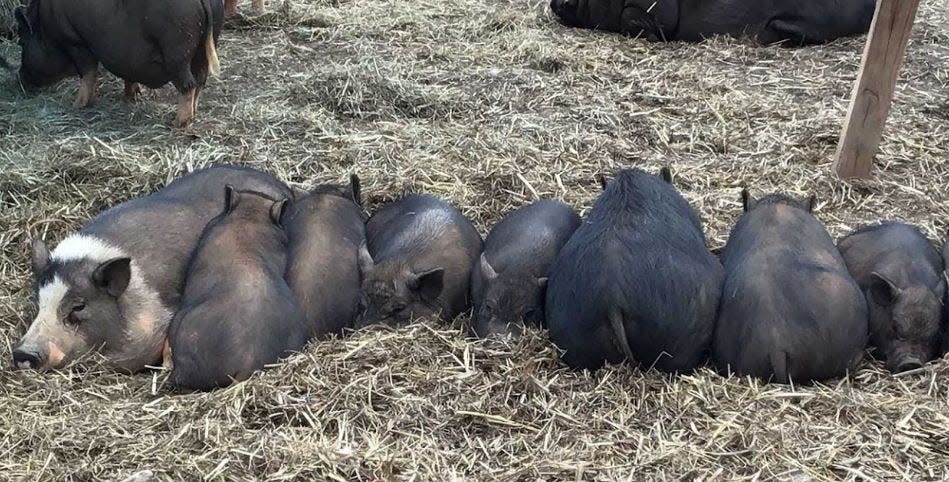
(833, 0), (921, 179)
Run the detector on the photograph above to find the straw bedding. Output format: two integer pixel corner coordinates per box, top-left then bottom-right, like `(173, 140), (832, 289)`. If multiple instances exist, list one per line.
(0, 0), (947, 479)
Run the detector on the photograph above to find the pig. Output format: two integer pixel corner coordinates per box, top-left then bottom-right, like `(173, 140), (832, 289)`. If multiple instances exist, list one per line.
(224, 0), (264, 16)
(837, 222), (946, 373)
(713, 191), (868, 384)
(549, 0), (875, 45)
(357, 194), (483, 326)
(469, 200), (580, 338)
(13, 165), (291, 372)
(545, 167), (724, 372)
(167, 186), (309, 391)
(283, 175), (367, 338)
(13, 0), (224, 127)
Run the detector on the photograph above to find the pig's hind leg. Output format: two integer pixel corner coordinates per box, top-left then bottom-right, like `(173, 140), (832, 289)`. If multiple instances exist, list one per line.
(65, 47), (99, 108)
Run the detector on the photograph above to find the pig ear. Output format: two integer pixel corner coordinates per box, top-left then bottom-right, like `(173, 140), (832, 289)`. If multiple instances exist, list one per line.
(869, 272), (900, 307)
(805, 195), (818, 213)
(480, 253), (498, 280)
(31, 237), (51, 274)
(409, 267), (444, 303)
(270, 199), (288, 226)
(659, 167), (673, 184)
(93, 257), (132, 298)
(223, 184), (239, 213)
(741, 188), (756, 212)
(349, 174), (362, 205)
(357, 240), (374, 274)
(290, 186), (308, 202)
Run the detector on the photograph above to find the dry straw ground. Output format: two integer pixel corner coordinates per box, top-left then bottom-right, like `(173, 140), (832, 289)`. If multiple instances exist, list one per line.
(0, 0), (948, 480)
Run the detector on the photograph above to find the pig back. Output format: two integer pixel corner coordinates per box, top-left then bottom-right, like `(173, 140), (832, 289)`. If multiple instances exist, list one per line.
(481, 200), (580, 276)
(716, 205), (867, 382)
(79, 166), (290, 307)
(284, 193), (366, 337)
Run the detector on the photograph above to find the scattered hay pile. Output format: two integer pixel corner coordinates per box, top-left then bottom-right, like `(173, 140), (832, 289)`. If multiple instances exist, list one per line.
(0, 0), (947, 479)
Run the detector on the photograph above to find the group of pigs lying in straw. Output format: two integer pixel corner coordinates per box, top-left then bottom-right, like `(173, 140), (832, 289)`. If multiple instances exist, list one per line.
(4, 0), (877, 126)
(13, 165), (949, 390)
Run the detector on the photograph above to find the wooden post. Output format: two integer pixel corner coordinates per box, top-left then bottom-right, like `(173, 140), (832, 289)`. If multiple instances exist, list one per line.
(833, 0), (921, 179)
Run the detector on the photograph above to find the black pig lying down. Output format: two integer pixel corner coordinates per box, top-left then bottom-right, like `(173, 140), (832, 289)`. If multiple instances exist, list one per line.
(838, 222), (946, 373)
(549, 0), (875, 45)
(358, 194), (483, 326)
(13, 165), (291, 372)
(168, 187), (309, 391)
(283, 175), (367, 338)
(546, 168), (723, 372)
(470, 200), (580, 339)
(13, 0), (224, 127)
(714, 191), (868, 384)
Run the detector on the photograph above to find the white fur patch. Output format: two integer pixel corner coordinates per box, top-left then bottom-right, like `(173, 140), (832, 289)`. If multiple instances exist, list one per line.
(52, 234), (126, 263)
(35, 275), (68, 328)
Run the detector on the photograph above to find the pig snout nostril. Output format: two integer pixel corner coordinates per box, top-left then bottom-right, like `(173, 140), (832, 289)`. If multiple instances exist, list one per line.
(11, 349), (42, 370)
(895, 358), (923, 373)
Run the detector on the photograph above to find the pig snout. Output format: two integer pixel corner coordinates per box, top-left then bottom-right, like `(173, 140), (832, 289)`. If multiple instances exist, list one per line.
(11, 345), (45, 370)
(889, 354), (924, 373)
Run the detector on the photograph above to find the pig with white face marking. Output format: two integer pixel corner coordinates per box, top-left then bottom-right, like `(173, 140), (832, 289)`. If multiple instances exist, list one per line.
(469, 200), (580, 339)
(283, 175), (367, 337)
(167, 187), (309, 391)
(357, 194), (483, 326)
(13, 165), (291, 372)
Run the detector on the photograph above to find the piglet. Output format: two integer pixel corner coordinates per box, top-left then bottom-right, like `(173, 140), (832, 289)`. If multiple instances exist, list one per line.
(838, 222), (945, 373)
(358, 194), (482, 326)
(283, 175), (366, 338)
(713, 191), (868, 384)
(469, 200), (580, 338)
(168, 186), (308, 391)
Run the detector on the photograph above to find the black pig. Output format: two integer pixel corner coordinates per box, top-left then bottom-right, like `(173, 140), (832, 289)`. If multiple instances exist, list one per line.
(714, 191), (868, 384)
(358, 194), (483, 326)
(838, 222), (946, 373)
(167, 187), (309, 391)
(546, 168), (723, 372)
(549, 0), (874, 45)
(14, 0), (223, 127)
(470, 200), (580, 338)
(283, 175), (366, 338)
(13, 165), (290, 372)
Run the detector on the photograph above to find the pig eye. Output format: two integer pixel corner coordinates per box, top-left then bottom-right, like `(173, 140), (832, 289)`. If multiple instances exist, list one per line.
(66, 303), (86, 325)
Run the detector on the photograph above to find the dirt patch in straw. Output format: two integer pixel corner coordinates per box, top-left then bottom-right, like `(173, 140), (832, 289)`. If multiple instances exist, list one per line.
(0, 0), (948, 479)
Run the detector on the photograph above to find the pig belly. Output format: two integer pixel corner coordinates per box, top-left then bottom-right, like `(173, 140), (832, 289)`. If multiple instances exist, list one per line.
(103, 59), (174, 90)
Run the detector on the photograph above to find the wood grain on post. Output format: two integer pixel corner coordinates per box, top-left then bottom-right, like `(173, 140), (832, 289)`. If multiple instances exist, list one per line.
(833, 0), (921, 179)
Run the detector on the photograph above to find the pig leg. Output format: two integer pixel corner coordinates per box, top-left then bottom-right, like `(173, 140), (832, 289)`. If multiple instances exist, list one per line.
(224, 0), (237, 16)
(73, 68), (98, 108)
(123, 81), (142, 102)
(193, 86), (203, 117)
(252, 0), (264, 12)
(162, 340), (173, 370)
(173, 89), (197, 128)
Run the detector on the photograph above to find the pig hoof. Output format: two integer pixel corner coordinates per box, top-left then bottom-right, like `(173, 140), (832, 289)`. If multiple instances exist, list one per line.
(123, 83), (142, 102)
(172, 116), (193, 128)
